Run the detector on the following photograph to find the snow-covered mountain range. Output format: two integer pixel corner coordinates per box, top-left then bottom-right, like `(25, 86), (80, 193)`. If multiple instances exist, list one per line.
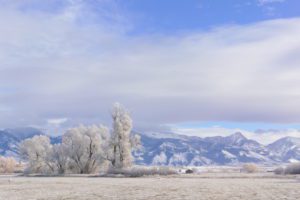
(0, 127), (44, 157)
(134, 131), (300, 166)
(1, 128), (300, 166)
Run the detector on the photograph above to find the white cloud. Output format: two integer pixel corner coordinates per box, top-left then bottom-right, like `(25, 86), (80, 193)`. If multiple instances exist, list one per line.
(258, 0), (286, 5)
(46, 117), (69, 136)
(47, 118), (68, 126)
(0, 1), (299, 133)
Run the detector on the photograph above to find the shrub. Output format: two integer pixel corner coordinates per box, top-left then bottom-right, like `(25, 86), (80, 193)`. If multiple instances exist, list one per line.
(0, 157), (17, 173)
(107, 166), (177, 177)
(284, 163), (300, 175)
(242, 163), (258, 173)
(274, 167), (285, 175)
(185, 169), (193, 174)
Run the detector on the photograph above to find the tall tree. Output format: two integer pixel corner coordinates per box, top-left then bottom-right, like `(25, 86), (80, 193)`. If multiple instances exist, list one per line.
(110, 103), (140, 169)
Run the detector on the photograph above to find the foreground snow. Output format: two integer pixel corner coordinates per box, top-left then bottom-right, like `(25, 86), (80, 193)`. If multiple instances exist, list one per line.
(0, 173), (299, 200)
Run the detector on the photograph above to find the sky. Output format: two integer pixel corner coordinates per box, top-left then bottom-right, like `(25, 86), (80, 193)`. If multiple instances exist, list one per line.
(0, 0), (300, 144)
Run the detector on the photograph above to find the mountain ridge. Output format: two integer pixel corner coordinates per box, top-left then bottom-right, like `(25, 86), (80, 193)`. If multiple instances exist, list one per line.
(1, 127), (300, 166)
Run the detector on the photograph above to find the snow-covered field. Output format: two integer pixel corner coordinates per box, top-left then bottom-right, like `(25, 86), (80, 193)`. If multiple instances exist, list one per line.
(0, 173), (299, 200)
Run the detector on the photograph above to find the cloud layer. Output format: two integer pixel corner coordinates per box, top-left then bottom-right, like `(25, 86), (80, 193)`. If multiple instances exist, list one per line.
(0, 1), (300, 138)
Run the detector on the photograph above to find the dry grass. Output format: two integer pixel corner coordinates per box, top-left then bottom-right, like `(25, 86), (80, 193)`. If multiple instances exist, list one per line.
(0, 173), (299, 200)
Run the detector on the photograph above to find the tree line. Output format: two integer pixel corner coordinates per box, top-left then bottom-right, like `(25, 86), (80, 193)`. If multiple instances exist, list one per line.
(19, 103), (141, 174)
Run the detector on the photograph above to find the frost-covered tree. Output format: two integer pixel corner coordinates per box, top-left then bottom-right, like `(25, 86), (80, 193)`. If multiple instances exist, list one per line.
(109, 103), (140, 169)
(19, 125), (109, 174)
(62, 124), (109, 174)
(18, 103), (142, 174)
(19, 135), (54, 174)
(49, 143), (69, 174)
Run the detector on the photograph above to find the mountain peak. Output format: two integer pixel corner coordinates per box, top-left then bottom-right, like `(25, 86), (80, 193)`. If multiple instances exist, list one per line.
(228, 132), (246, 140)
(223, 132), (248, 146)
(267, 136), (300, 162)
(274, 136), (300, 145)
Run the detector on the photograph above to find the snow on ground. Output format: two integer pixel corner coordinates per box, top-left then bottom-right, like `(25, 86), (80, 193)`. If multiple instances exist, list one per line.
(0, 173), (299, 200)
(221, 150), (236, 159)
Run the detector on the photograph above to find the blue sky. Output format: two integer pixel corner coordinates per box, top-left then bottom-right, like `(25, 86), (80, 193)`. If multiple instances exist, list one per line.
(9, 0), (300, 32)
(0, 0), (300, 143)
(122, 0), (300, 33)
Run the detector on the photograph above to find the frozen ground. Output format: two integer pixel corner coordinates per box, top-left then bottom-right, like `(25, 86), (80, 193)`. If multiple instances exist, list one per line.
(0, 173), (299, 200)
